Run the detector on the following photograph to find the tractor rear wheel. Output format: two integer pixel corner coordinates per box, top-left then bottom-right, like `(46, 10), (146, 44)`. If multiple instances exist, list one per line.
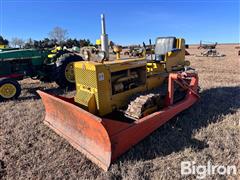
(54, 53), (83, 89)
(0, 78), (21, 101)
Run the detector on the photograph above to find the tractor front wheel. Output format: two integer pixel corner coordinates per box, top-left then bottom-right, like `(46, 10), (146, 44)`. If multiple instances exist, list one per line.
(0, 78), (21, 101)
(54, 54), (83, 89)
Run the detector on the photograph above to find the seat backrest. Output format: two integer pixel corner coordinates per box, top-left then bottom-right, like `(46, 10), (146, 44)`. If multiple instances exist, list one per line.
(155, 37), (176, 56)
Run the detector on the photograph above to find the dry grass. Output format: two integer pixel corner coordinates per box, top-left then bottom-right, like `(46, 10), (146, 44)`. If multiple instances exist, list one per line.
(0, 44), (239, 179)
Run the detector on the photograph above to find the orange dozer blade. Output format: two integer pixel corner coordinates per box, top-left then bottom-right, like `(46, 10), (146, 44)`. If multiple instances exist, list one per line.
(37, 73), (199, 171)
(37, 92), (112, 171)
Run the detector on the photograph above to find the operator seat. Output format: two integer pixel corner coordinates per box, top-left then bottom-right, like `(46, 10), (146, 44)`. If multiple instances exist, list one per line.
(155, 37), (177, 61)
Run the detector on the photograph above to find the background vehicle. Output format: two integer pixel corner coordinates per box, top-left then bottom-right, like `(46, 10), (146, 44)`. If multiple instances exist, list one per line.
(0, 47), (83, 101)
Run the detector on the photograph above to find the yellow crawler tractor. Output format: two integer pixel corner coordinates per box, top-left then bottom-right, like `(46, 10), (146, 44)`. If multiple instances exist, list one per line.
(38, 14), (199, 171)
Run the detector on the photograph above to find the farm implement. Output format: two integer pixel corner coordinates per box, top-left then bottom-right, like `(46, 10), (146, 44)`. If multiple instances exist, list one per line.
(197, 40), (225, 57)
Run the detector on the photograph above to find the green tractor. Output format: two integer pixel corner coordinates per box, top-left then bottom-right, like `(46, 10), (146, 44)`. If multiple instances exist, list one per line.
(0, 47), (83, 101)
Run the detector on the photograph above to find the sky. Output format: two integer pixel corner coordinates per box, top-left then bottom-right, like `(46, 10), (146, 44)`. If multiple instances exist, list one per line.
(0, 0), (239, 45)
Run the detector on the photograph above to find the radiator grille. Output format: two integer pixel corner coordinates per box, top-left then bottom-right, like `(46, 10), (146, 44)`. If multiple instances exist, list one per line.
(75, 66), (97, 88)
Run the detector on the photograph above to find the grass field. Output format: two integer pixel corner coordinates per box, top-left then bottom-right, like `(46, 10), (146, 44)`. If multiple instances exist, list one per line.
(0, 44), (239, 179)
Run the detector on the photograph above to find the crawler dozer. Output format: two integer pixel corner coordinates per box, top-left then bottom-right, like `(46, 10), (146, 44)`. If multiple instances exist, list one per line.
(38, 14), (200, 171)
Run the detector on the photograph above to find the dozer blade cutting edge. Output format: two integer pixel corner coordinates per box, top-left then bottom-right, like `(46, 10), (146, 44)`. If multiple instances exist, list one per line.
(37, 73), (199, 171)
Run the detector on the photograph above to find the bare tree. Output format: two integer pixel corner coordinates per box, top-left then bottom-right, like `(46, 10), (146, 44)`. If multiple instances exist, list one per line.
(11, 37), (25, 48)
(49, 27), (68, 43)
(24, 38), (34, 48)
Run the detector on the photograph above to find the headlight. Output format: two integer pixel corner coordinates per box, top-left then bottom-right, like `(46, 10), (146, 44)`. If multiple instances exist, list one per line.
(96, 51), (106, 62)
(83, 50), (91, 61)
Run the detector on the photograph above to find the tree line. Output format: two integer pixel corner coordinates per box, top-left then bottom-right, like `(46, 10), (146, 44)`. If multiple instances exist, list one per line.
(0, 27), (92, 49)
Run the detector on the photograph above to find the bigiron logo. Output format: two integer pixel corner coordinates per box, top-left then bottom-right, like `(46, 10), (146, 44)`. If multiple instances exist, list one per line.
(181, 161), (237, 179)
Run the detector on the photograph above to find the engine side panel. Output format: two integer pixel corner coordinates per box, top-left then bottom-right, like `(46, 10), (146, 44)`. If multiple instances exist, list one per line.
(74, 59), (148, 116)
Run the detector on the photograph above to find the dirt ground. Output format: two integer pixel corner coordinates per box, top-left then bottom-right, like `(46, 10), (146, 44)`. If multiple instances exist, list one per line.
(0, 44), (239, 179)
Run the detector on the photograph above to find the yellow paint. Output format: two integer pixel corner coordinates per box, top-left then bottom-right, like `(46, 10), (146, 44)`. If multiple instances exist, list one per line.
(48, 54), (56, 58)
(64, 62), (75, 83)
(74, 58), (148, 116)
(96, 39), (101, 45)
(0, 83), (16, 99)
(74, 38), (187, 116)
(50, 46), (62, 53)
(0, 45), (6, 49)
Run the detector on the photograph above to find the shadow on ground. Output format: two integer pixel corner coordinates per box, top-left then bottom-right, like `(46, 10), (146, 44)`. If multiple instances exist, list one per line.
(16, 86), (73, 101)
(4, 85), (239, 169)
(117, 86), (240, 163)
(0, 160), (7, 179)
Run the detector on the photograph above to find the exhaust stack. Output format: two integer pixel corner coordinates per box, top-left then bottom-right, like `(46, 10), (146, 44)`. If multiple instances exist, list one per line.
(100, 14), (109, 60)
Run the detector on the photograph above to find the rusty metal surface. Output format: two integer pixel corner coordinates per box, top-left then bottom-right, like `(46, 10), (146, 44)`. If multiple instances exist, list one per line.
(37, 90), (112, 171)
(110, 73), (199, 160)
(38, 73), (199, 171)
(125, 93), (162, 120)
